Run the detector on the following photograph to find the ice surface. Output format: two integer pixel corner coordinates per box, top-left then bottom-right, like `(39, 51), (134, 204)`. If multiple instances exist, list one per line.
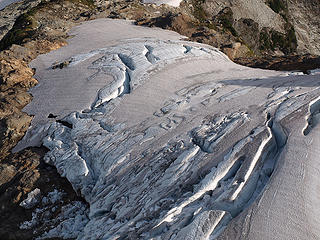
(19, 188), (41, 209)
(142, 0), (182, 7)
(17, 19), (320, 239)
(20, 188), (88, 239)
(39, 201), (89, 239)
(303, 96), (320, 135)
(41, 189), (65, 205)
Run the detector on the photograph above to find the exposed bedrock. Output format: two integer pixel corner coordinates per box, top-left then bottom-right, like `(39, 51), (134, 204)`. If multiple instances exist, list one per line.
(185, 0), (320, 56)
(287, 0), (320, 55)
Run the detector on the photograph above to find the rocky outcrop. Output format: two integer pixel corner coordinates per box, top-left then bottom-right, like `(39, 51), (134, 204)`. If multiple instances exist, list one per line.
(191, 0), (297, 55)
(181, 0), (319, 56)
(234, 54), (320, 72)
(204, 0), (285, 32)
(0, 41), (67, 157)
(287, 0), (320, 55)
(0, 0), (42, 42)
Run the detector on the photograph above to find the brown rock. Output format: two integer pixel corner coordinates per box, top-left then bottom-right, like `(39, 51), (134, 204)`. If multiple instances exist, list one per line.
(0, 164), (16, 186)
(0, 112), (33, 157)
(222, 42), (251, 60)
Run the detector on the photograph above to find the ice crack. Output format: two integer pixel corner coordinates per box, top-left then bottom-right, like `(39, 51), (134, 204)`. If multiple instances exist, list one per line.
(144, 45), (160, 64)
(303, 96), (320, 135)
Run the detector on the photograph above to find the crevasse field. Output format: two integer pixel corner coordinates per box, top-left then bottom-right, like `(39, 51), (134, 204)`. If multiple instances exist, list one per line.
(17, 19), (320, 239)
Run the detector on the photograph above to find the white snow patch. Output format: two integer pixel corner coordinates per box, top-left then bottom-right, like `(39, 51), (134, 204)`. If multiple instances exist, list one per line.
(143, 0), (182, 7)
(20, 188), (41, 209)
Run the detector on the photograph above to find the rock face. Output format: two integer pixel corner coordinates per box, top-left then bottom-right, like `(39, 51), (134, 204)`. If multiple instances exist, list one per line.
(198, 0), (295, 54)
(204, 0), (285, 32)
(17, 19), (320, 239)
(0, 0), (42, 41)
(182, 0), (319, 56)
(287, 0), (320, 55)
(234, 54), (320, 72)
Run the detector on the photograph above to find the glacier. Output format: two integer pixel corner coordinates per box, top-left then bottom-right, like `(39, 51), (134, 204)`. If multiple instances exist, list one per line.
(16, 19), (320, 239)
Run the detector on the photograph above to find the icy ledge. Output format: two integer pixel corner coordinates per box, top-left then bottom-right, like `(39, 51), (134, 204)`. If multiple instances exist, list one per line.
(303, 96), (320, 135)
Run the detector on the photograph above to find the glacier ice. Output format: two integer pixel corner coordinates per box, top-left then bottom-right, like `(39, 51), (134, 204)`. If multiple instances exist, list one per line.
(17, 19), (320, 240)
